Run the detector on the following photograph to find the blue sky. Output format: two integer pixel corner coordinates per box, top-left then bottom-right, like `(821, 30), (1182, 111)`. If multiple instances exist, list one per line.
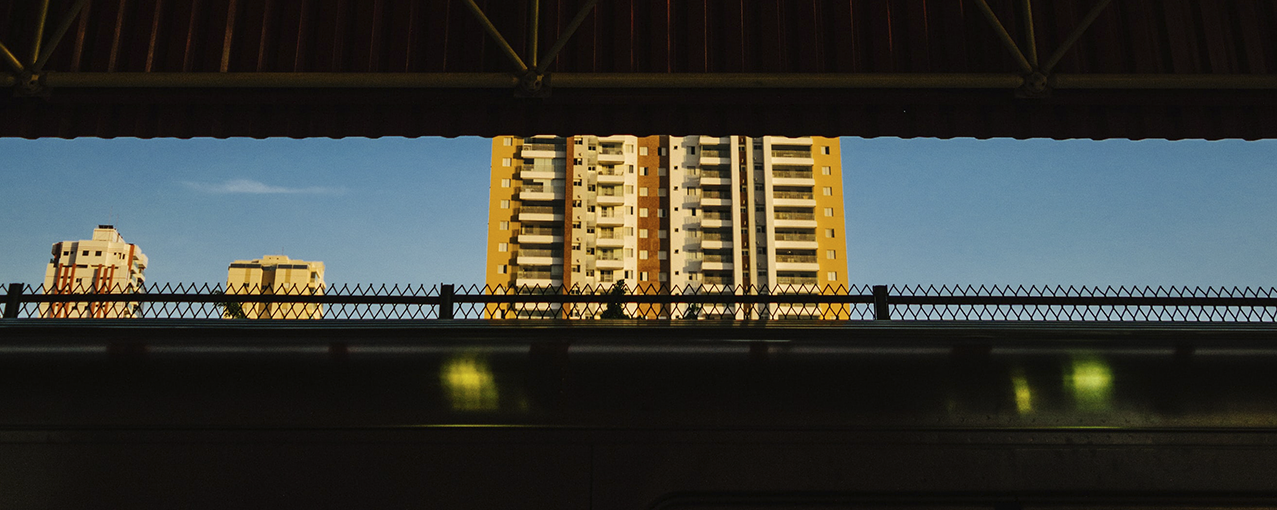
(1, 136), (1274, 289)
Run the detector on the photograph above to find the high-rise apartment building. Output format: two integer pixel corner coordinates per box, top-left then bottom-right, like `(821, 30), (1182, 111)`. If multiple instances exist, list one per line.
(486, 135), (847, 318)
(41, 225), (149, 318)
(224, 255), (326, 319)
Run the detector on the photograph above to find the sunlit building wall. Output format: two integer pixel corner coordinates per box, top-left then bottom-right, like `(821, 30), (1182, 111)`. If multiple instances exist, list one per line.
(41, 225), (148, 318)
(486, 136), (848, 319)
(225, 255), (326, 319)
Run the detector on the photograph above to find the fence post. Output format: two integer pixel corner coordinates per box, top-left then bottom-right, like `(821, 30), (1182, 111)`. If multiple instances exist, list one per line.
(873, 285), (891, 321)
(439, 284), (455, 320)
(3, 283), (23, 319)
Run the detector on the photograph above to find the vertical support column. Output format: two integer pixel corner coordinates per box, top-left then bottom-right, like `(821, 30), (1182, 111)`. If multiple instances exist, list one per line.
(4, 283), (24, 319)
(873, 285), (890, 321)
(439, 284), (455, 320)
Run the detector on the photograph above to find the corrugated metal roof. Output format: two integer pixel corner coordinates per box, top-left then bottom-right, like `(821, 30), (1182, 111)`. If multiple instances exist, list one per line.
(1, 0), (1274, 139)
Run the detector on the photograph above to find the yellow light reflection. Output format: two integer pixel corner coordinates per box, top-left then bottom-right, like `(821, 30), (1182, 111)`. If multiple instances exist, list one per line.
(1011, 369), (1032, 414)
(1069, 356), (1113, 412)
(441, 355), (500, 411)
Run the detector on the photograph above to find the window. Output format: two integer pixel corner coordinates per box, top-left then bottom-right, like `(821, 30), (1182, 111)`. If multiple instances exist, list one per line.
(639, 167), (648, 176)
(600, 270), (615, 283)
(498, 265), (508, 274)
(823, 187), (833, 196)
(821, 146), (831, 155)
(502, 158), (512, 167)
(658, 272), (669, 282)
(641, 271), (649, 281)
(498, 243), (508, 252)
(572, 265), (580, 273)
(658, 167), (667, 176)
(586, 270), (595, 276)
(624, 270), (633, 279)
(640, 250), (649, 260)
(658, 148), (667, 156)
(501, 178), (510, 188)
(625, 227), (634, 235)
(639, 188), (648, 197)
(822, 166), (832, 175)
(625, 185), (634, 194)
(625, 248), (634, 257)
(826, 250), (837, 259)
(499, 221), (509, 230)
(689, 146), (696, 155)
(628, 164), (634, 173)
(500, 199), (510, 209)
(640, 229), (649, 238)
(826, 229), (836, 238)
(588, 184), (596, 191)
(503, 137), (513, 146)
(82, 251), (89, 256)
(686, 187), (698, 196)
(658, 230), (668, 239)
(95, 251), (102, 256)
(640, 147), (649, 156)
(658, 188), (667, 197)
(658, 251), (668, 260)
(824, 207), (834, 217)
(690, 208), (697, 216)
(640, 208), (649, 217)
(827, 271), (838, 281)
(657, 209), (666, 218)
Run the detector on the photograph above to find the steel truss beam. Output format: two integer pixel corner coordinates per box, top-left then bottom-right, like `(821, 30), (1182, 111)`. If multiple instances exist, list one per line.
(10, 72), (1275, 91)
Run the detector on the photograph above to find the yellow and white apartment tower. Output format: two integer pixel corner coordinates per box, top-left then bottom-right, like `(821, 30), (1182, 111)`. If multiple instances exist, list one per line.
(225, 255), (326, 319)
(41, 225), (149, 318)
(487, 136), (848, 319)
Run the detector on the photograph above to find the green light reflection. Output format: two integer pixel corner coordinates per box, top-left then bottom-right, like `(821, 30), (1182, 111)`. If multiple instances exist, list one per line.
(440, 354), (500, 411)
(1068, 356), (1113, 412)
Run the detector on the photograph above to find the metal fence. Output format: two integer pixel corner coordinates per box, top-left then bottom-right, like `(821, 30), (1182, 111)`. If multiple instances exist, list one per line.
(3, 283), (1276, 321)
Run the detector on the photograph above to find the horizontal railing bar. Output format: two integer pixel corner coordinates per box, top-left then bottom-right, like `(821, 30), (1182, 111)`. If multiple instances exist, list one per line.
(15, 72), (1276, 91)
(7, 294), (1276, 307)
(890, 296), (1277, 306)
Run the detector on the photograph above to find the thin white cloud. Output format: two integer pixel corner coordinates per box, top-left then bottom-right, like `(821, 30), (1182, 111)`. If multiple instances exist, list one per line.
(183, 179), (344, 195)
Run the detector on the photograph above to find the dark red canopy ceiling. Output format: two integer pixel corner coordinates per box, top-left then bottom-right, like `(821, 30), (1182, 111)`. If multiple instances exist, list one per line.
(1, 0), (1274, 139)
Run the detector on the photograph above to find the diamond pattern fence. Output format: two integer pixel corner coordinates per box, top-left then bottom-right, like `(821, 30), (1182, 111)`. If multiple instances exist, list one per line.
(3, 282), (1275, 322)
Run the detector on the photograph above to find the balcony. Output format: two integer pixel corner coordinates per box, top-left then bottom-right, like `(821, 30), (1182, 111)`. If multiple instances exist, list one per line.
(596, 258), (625, 270)
(596, 192), (625, 205)
(519, 186), (565, 201)
(595, 235), (625, 247)
(772, 190), (815, 207)
(766, 217), (817, 227)
(701, 218), (731, 228)
(775, 261), (821, 271)
(597, 167), (625, 183)
(699, 168), (731, 185)
(520, 143), (565, 159)
(518, 206), (563, 222)
(517, 249), (563, 266)
(771, 167), (814, 186)
(767, 136), (813, 145)
(702, 261), (734, 271)
(598, 146), (625, 163)
(518, 228), (564, 245)
(597, 214), (625, 226)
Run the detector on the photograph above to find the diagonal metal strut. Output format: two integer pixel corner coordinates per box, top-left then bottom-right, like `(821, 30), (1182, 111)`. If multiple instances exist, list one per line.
(1043, 0), (1113, 74)
(973, 0), (1033, 74)
(33, 0), (92, 72)
(461, 0), (529, 74)
(535, 0), (599, 75)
